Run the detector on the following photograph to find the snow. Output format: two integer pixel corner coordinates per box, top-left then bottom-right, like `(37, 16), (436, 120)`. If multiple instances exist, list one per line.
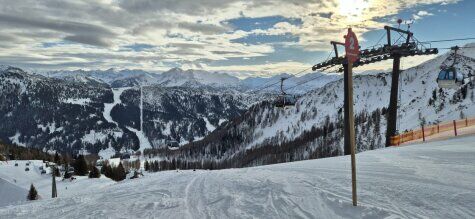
(0, 160), (114, 208)
(9, 132), (25, 147)
(0, 178), (28, 207)
(243, 47), (475, 151)
(218, 119), (227, 126)
(103, 87), (129, 127)
(81, 131), (106, 144)
(37, 122), (62, 134)
(1, 136), (474, 218)
(102, 87), (152, 152)
(62, 98), (91, 105)
(203, 117), (215, 132)
(126, 126), (152, 153)
(98, 144), (116, 160)
(108, 158), (121, 167)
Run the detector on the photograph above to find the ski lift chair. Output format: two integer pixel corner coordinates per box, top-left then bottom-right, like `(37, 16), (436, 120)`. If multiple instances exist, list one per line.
(437, 46), (464, 89)
(274, 78), (296, 108)
(274, 94), (296, 108)
(437, 66), (462, 89)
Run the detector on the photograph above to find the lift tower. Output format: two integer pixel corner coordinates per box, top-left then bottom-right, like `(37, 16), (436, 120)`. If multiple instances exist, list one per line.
(312, 25), (438, 152)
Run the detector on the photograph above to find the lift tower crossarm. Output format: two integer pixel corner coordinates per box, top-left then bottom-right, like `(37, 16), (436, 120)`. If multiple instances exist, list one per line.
(331, 41), (345, 58)
(384, 26), (413, 45)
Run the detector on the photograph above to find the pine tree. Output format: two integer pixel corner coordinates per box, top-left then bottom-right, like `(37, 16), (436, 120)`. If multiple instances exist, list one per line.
(27, 184), (38, 201)
(74, 155), (89, 176)
(115, 162), (126, 181)
(54, 152), (61, 165)
(63, 163), (72, 179)
(144, 160), (150, 172)
(104, 163), (113, 179)
(89, 166), (101, 178)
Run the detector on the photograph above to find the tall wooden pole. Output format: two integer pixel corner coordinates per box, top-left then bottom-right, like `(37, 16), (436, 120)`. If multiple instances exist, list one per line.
(346, 61), (357, 206)
(343, 63), (351, 155)
(52, 166), (57, 198)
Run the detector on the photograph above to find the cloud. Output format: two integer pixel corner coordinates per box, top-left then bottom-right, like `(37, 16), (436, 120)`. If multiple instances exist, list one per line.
(0, 13), (115, 47)
(0, 0), (462, 76)
(413, 10), (434, 20)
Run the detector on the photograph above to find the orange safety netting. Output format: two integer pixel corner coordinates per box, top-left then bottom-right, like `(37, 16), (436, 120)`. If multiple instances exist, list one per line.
(390, 117), (475, 146)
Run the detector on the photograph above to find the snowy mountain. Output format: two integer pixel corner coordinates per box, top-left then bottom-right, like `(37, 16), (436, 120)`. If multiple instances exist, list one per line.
(241, 72), (341, 94)
(155, 68), (240, 88)
(46, 68), (156, 84)
(153, 46), (475, 168)
(46, 67), (340, 94)
(2, 45), (474, 162)
(0, 66), (258, 157)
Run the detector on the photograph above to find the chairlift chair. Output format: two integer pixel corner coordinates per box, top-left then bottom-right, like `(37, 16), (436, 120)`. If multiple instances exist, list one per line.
(437, 46), (464, 89)
(437, 66), (462, 89)
(274, 78), (296, 108)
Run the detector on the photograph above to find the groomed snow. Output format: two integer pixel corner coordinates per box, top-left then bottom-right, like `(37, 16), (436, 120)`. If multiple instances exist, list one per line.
(103, 87), (129, 126)
(1, 136), (474, 218)
(0, 160), (114, 208)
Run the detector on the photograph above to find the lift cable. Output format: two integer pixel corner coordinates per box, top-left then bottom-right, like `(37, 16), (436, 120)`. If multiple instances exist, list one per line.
(247, 50), (333, 94)
(283, 65), (339, 92)
(420, 37), (475, 43)
(436, 46), (475, 50)
(254, 36), (475, 94)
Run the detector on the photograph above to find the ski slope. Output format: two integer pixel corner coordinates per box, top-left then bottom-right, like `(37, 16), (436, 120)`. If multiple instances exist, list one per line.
(0, 160), (114, 208)
(102, 87), (152, 153)
(1, 136), (474, 218)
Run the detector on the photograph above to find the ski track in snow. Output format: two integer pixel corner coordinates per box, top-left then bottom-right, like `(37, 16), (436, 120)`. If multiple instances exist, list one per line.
(1, 136), (475, 218)
(103, 87), (129, 127)
(102, 87), (152, 153)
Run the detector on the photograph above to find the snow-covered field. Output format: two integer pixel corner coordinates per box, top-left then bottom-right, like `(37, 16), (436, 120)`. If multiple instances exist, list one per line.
(0, 160), (114, 208)
(1, 136), (474, 218)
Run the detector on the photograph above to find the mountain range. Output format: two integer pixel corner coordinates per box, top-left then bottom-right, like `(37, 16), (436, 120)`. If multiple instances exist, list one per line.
(1, 44), (474, 164)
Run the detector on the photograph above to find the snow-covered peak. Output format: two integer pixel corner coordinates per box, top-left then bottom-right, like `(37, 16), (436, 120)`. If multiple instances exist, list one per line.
(46, 68), (157, 84)
(158, 68), (240, 87)
(0, 65), (10, 72)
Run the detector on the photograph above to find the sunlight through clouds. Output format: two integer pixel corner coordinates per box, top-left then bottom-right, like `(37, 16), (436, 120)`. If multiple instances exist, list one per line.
(0, 0), (462, 76)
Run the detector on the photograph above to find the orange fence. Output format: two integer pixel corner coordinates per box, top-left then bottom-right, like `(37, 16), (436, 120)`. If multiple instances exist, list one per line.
(390, 117), (475, 146)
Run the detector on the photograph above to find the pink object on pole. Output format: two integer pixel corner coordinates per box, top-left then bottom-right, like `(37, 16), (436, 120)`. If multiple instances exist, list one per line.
(345, 28), (360, 64)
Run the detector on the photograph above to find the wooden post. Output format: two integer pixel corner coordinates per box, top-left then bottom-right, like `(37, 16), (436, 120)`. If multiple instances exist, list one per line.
(347, 61), (357, 207)
(422, 125), (425, 142)
(437, 124), (440, 133)
(52, 166), (57, 198)
(343, 64), (351, 155)
(453, 120), (458, 136)
(466, 118), (468, 127)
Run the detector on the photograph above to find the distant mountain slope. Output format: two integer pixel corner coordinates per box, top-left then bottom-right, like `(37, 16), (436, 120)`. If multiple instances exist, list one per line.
(0, 67), (258, 155)
(46, 67), (341, 94)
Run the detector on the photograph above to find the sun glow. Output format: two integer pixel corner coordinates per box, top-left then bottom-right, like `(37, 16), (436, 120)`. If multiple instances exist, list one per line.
(339, 0), (370, 23)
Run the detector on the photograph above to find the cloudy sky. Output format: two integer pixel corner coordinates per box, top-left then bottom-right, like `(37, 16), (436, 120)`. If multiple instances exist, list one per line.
(0, 0), (474, 77)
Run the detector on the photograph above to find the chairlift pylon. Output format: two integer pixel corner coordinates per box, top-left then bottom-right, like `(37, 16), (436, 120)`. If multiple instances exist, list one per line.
(274, 77), (296, 108)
